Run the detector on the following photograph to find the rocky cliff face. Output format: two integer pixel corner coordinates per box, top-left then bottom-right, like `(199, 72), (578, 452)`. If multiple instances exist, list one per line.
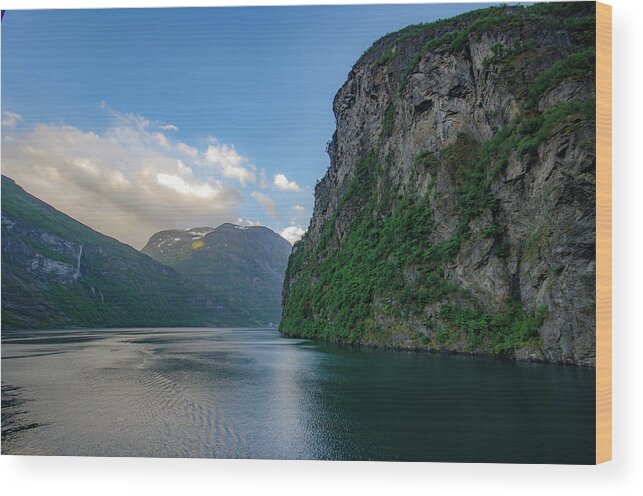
(1, 176), (244, 329)
(280, 3), (596, 366)
(143, 223), (292, 325)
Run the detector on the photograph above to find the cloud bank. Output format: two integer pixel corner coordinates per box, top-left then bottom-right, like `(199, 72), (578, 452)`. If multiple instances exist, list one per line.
(1, 113), (243, 248)
(2, 106), (315, 249)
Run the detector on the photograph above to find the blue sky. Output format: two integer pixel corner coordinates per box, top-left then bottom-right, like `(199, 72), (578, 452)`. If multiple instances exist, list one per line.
(1, 3), (494, 247)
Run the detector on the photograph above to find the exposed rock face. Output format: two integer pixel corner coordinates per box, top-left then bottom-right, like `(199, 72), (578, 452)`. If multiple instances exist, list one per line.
(142, 223), (292, 326)
(1, 176), (242, 329)
(280, 3), (596, 366)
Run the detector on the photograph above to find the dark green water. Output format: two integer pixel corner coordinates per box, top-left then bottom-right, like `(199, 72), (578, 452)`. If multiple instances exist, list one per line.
(1, 327), (595, 463)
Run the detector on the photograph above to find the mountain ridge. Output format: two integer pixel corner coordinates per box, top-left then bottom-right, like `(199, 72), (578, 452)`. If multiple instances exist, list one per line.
(1, 175), (253, 329)
(142, 222), (292, 326)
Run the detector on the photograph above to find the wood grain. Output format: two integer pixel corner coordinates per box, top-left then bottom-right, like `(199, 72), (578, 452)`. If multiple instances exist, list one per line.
(596, 1), (612, 465)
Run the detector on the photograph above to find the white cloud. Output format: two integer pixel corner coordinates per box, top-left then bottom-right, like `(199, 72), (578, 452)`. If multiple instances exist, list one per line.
(156, 173), (220, 199)
(109, 170), (130, 189)
(251, 191), (281, 220)
(98, 104), (190, 157)
(153, 132), (170, 148)
(159, 123), (179, 131)
(273, 173), (301, 191)
(280, 226), (306, 244)
(72, 158), (100, 176)
(176, 142), (198, 158)
(176, 159), (193, 176)
(258, 167), (270, 189)
(205, 139), (256, 186)
(289, 204), (308, 226)
(2, 122), (241, 248)
(236, 217), (262, 227)
(1, 111), (22, 128)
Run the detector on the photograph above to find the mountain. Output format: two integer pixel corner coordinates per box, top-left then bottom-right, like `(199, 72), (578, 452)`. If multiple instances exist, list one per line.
(280, 3), (596, 366)
(1, 176), (248, 329)
(142, 223), (292, 325)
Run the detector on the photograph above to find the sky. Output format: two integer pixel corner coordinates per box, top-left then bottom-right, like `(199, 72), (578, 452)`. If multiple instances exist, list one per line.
(1, 3), (494, 248)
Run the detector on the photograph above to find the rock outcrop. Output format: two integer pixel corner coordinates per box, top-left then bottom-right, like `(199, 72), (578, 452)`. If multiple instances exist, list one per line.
(280, 3), (596, 366)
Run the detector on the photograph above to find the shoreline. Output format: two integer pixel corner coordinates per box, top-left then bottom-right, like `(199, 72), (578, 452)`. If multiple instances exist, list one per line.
(282, 333), (597, 369)
(1, 325), (595, 368)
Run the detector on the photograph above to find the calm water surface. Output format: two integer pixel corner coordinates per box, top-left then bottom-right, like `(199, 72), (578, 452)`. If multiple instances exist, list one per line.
(1, 327), (595, 463)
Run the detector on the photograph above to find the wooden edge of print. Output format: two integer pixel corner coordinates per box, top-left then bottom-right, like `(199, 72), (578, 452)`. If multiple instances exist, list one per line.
(595, 1), (612, 465)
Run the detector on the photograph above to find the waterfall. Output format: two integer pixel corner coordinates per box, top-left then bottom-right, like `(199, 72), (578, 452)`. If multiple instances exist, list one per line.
(74, 244), (83, 280)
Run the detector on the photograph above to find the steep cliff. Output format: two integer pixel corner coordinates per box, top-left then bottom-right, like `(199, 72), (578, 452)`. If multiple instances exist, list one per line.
(280, 3), (596, 366)
(142, 224), (291, 325)
(1, 176), (248, 329)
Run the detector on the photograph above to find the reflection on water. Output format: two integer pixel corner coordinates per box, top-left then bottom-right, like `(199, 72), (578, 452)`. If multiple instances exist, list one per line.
(1, 328), (595, 463)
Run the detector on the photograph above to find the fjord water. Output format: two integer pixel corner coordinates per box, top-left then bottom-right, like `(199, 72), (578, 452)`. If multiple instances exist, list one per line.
(1, 328), (594, 463)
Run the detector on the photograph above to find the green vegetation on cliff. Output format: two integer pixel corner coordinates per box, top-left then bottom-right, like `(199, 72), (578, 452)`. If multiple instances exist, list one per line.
(280, 2), (596, 361)
(280, 123), (571, 353)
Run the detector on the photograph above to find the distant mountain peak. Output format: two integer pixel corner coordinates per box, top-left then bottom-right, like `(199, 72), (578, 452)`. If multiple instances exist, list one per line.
(142, 222), (292, 325)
